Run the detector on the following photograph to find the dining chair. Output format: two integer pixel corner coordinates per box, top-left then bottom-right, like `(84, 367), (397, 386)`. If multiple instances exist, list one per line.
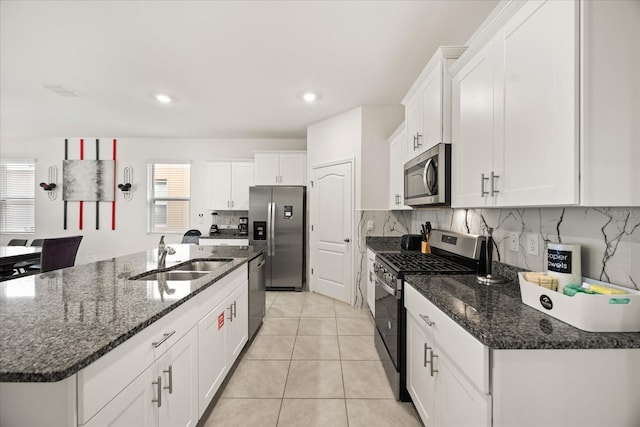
(28, 236), (83, 273)
(7, 239), (27, 246)
(181, 229), (201, 244)
(13, 239), (45, 273)
(30, 239), (44, 247)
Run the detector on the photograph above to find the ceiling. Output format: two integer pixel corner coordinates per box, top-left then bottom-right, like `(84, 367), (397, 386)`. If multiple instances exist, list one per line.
(0, 0), (498, 139)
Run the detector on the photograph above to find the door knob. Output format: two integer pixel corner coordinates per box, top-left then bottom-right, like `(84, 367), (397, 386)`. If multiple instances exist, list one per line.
(344, 238), (350, 243)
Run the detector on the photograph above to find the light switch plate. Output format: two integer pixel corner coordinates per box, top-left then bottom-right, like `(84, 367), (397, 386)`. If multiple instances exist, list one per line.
(526, 233), (539, 256)
(509, 232), (519, 252)
(367, 220), (374, 231)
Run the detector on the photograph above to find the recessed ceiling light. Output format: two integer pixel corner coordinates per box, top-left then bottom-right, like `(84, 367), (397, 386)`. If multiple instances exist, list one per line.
(155, 94), (172, 104)
(302, 92), (317, 103)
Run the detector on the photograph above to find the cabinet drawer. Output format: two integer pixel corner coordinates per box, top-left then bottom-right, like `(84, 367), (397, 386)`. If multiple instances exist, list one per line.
(405, 284), (489, 393)
(77, 299), (199, 425)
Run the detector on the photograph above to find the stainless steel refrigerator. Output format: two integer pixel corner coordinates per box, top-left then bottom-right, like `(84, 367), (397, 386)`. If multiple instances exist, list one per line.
(249, 186), (305, 291)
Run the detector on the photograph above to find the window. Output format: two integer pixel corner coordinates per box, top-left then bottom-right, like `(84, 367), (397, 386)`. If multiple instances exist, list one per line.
(0, 160), (36, 233)
(147, 163), (190, 233)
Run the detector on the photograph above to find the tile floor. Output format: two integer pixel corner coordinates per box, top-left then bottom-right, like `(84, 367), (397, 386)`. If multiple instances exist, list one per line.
(201, 291), (422, 427)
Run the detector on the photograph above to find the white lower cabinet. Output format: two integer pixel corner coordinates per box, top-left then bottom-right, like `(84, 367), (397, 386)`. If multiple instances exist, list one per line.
(406, 313), (435, 425)
(366, 248), (375, 316)
(77, 265), (249, 427)
(405, 284), (491, 427)
(85, 327), (198, 427)
(198, 274), (248, 417)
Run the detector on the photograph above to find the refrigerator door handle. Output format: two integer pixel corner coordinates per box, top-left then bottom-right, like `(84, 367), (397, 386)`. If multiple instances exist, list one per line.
(267, 202), (273, 257)
(270, 202), (276, 256)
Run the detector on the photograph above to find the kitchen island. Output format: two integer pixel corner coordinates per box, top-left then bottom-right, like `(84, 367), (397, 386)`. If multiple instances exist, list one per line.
(0, 243), (265, 426)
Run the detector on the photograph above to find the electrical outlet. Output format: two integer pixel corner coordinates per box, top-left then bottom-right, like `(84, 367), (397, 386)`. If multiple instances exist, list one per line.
(526, 233), (539, 256)
(508, 232), (519, 252)
(367, 220), (374, 231)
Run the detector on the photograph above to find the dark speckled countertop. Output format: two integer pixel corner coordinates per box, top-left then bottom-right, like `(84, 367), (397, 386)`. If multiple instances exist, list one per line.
(0, 244), (265, 382)
(366, 236), (640, 350)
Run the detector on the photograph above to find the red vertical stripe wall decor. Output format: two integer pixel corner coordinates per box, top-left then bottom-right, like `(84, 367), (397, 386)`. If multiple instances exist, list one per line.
(62, 137), (119, 231)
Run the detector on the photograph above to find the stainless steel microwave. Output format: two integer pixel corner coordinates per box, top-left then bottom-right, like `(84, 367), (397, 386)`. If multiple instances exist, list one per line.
(404, 143), (451, 207)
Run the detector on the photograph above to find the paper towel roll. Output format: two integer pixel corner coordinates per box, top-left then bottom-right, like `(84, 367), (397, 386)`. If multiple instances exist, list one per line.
(546, 243), (582, 293)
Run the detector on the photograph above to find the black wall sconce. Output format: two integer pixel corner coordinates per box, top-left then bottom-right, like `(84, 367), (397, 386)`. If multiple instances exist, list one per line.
(40, 166), (58, 200)
(118, 166), (133, 201)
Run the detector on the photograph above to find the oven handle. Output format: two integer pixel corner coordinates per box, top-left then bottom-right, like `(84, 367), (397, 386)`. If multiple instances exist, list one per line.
(376, 278), (398, 298)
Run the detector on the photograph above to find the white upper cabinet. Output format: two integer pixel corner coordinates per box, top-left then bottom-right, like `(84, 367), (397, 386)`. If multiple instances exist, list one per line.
(580, 0), (640, 206)
(453, 0), (637, 208)
(500, 0), (578, 206)
(452, 0), (579, 208)
(254, 152), (306, 186)
(208, 161), (254, 210)
(452, 36), (504, 208)
(403, 47), (466, 160)
(388, 123), (411, 210)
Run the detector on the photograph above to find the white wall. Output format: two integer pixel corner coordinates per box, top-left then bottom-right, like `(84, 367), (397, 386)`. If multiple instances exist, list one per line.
(360, 106), (404, 210)
(0, 137), (305, 264)
(306, 105), (403, 210)
(307, 107), (362, 174)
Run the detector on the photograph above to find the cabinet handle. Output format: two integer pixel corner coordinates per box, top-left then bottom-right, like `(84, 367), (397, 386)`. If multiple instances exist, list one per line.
(163, 365), (173, 394)
(232, 300), (237, 318)
(152, 330), (176, 348)
(419, 314), (435, 327)
(413, 135), (417, 150)
(369, 271), (373, 281)
(481, 174), (489, 197)
(429, 350), (439, 377)
(227, 200), (230, 208)
(415, 133), (422, 149)
(490, 171), (499, 196)
(228, 306), (233, 322)
(152, 376), (162, 407)
(423, 343), (431, 368)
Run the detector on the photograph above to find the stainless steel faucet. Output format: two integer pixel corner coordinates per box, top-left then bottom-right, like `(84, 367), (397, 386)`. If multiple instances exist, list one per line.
(157, 235), (176, 270)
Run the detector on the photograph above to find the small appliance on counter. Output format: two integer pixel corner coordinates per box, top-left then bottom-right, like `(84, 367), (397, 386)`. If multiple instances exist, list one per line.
(401, 234), (421, 251)
(209, 212), (219, 235)
(238, 217), (249, 236)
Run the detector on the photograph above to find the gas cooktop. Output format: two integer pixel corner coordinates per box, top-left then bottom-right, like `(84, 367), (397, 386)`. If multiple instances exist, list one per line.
(378, 253), (476, 275)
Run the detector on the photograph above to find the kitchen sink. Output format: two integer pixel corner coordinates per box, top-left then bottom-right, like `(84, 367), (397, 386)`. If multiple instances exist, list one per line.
(131, 271), (210, 281)
(129, 258), (234, 281)
(171, 259), (233, 272)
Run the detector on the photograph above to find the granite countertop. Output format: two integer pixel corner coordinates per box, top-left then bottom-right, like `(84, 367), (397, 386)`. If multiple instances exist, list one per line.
(0, 244), (265, 382)
(200, 229), (249, 239)
(405, 268), (640, 350)
(366, 235), (640, 350)
(365, 236), (402, 253)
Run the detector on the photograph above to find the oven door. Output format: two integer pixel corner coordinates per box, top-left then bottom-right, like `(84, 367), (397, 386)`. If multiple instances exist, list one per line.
(374, 275), (399, 370)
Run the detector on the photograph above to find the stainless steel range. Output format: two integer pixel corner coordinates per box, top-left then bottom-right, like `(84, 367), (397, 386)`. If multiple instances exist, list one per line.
(373, 230), (486, 401)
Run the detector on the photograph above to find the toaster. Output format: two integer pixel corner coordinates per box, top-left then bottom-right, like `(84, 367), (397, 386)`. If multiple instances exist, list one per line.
(401, 234), (422, 251)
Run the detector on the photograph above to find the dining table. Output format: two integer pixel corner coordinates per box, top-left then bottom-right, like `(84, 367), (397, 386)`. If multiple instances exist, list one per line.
(0, 246), (41, 271)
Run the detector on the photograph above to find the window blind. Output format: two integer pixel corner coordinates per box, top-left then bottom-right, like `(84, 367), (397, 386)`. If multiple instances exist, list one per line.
(0, 161), (35, 233)
(146, 163), (191, 233)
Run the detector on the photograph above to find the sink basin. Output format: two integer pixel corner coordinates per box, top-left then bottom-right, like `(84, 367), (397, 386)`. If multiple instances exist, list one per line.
(132, 271), (210, 281)
(171, 259), (233, 272)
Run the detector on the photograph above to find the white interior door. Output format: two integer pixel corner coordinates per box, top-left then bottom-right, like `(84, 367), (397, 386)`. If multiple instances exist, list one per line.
(310, 161), (353, 304)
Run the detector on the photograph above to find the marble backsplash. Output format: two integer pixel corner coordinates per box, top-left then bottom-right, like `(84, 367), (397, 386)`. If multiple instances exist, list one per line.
(355, 207), (639, 308)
